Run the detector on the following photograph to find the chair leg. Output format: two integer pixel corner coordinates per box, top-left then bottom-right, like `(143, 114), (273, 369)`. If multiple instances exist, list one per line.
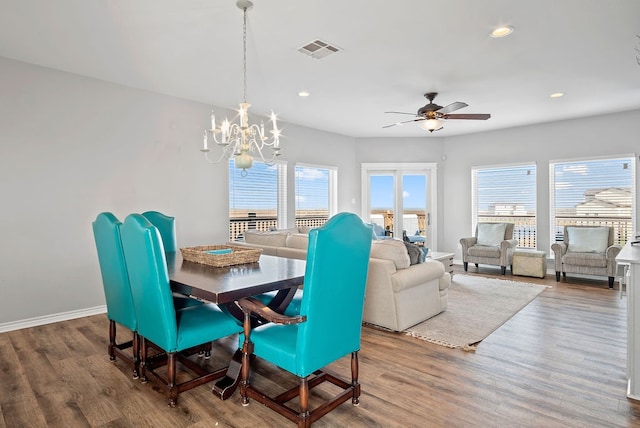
(167, 353), (177, 407)
(351, 351), (360, 406)
(132, 332), (140, 379)
(108, 320), (117, 361)
(463, 262), (468, 271)
(608, 276), (614, 289)
(140, 337), (148, 383)
(240, 311), (253, 407)
(298, 376), (310, 427)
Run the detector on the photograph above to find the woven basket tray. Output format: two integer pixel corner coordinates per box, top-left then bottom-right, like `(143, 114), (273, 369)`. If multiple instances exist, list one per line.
(179, 244), (262, 267)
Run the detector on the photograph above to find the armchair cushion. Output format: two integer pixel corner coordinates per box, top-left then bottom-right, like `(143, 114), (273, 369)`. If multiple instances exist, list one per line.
(563, 252), (608, 268)
(468, 245), (501, 258)
(566, 226), (609, 253)
(477, 222), (507, 246)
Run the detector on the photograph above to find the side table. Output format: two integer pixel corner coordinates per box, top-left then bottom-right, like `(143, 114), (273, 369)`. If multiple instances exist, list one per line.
(428, 251), (454, 276)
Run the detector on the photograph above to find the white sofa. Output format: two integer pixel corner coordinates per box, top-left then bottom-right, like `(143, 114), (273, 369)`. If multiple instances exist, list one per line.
(230, 229), (451, 331)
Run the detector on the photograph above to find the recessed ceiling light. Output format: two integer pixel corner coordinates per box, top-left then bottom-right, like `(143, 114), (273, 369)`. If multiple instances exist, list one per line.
(298, 91), (310, 97)
(550, 92), (565, 98)
(490, 25), (514, 38)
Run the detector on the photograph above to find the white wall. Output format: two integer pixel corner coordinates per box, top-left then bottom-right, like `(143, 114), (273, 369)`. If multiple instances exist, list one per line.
(0, 57), (358, 326)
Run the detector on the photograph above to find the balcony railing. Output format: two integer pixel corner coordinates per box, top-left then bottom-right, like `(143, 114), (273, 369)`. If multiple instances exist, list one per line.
(477, 215), (633, 248)
(229, 215), (328, 241)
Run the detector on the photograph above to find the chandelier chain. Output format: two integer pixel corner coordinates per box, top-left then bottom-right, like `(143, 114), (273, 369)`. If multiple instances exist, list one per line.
(242, 6), (248, 105)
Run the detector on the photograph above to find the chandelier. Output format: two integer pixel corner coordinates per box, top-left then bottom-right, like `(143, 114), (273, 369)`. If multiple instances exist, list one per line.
(201, 0), (281, 175)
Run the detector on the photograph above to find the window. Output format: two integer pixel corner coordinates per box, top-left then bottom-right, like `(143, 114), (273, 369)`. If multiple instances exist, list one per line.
(362, 163), (438, 250)
(295, 164), (337, 229)
(472, 163), (537, 248)
(550, 156), (635, 247)
(228, 159), (287, 241)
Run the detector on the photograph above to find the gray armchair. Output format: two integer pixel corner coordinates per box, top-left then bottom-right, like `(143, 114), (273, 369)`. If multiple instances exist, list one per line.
(551, 225), (621, 288)
(460, 223), (518, 275)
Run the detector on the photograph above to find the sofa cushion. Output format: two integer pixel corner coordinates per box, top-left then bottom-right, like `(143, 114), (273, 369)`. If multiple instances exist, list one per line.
(298, 225), (312, 234)
(370, 239), (410, 269)
(477, 223), (507, 246)
(567, 226), (609, 253)
(244, 230), (288, 247)
(403, 241), (422, 265)
(285, 233), (309, 250)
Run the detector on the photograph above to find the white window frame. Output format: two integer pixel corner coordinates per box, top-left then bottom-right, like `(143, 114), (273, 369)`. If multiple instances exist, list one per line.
(228, 159), (287, 240)
(471, 162), (538, 248)
(549, 154), (636, 250)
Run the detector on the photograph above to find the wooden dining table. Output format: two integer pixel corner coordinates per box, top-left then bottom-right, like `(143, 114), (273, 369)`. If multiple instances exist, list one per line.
(165, 251), (306, 399)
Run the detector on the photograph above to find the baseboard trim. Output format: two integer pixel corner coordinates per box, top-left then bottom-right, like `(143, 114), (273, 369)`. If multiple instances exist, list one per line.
(0, 305), (107, 333)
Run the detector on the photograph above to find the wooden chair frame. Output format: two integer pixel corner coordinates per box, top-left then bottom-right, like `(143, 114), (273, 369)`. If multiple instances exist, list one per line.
(238, 297), (361, 428)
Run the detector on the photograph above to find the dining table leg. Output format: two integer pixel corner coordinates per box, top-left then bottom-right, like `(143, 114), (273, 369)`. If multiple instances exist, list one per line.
(212, 286), (298, 400)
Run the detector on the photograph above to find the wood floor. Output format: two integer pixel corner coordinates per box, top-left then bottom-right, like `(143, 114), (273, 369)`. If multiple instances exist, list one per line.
(2, 266), (640, 427)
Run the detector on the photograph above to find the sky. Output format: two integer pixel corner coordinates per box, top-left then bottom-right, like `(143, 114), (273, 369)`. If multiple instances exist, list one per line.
(369, 174), (426, 210)
(475, 157), (634, 211)
(229, 161), (329, 210)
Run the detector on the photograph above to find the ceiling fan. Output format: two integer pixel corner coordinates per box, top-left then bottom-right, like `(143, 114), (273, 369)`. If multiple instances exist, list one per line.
(383, 92), (491, 132)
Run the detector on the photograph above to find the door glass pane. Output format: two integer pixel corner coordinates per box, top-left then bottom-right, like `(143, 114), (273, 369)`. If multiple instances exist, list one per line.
(402, 174), (427, 247)
(369, 175), (395, 238)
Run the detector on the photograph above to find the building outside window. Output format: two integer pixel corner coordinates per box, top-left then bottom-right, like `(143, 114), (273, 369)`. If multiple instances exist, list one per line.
(549, 155), (635, 247)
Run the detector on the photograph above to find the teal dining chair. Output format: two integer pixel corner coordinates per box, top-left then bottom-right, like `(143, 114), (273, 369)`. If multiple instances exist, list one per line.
(92, 212), (140, 379)
(141, 211), (177, 252)
(237, 213), (373, 427)
(140, 210), (204, 311)
(120, 214), (242, 407)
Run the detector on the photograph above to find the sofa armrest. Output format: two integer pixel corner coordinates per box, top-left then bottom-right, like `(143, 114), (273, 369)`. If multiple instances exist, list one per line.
(551, 242), (567, 272)
(391, 260), (444, 293)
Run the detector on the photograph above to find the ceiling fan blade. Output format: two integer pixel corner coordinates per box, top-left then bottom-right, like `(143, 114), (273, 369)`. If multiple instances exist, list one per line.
(382, 118), (425, 128)
(385, 111), (418, 116)
(437, 102), (468, 114)
(442, 113), (491, 120)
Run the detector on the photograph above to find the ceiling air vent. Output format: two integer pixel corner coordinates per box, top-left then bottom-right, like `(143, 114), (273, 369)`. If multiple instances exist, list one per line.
(298, 39), (341, 59)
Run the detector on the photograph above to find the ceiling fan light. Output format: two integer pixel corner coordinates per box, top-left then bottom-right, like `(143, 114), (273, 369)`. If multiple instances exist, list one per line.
(420, 118), (443, 132)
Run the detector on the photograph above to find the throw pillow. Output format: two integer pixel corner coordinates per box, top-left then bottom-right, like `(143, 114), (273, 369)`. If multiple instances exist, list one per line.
(420, 247), (429, 262)
(403, 241), (422, 265)
(477, 223), (507, 246)
(567, 227), (609, 253)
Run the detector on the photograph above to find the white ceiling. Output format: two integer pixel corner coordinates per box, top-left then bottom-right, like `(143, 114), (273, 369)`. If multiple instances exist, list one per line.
(1, 0), (640, 138)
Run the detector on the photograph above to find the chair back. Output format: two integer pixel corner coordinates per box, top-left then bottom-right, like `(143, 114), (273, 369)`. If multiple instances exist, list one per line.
(296, 213), (372, 375)
(121, 214), (178, 352)
(92, 212), (136, 331)
(475, 222), (514, 240)
(141, 211), (177, 252)
(563, 225), (614, 250)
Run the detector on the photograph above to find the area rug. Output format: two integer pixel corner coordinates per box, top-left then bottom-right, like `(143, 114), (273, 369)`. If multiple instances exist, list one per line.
(404, 274), (547, 351)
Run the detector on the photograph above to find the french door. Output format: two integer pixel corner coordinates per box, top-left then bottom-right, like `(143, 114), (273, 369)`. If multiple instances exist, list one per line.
(361, 163), (438, 250)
